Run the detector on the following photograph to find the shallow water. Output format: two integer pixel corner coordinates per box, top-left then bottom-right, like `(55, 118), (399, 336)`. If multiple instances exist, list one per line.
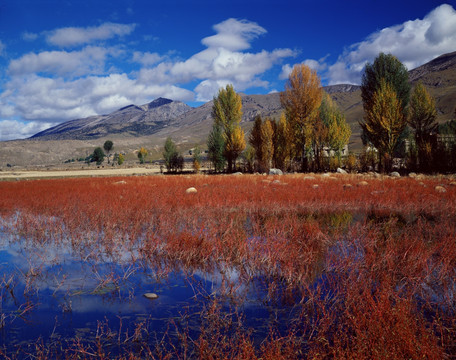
(0, 230), (295, 355)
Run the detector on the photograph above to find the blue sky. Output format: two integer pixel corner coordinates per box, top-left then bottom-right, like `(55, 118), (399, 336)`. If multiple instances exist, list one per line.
(0, 0), (455, 140)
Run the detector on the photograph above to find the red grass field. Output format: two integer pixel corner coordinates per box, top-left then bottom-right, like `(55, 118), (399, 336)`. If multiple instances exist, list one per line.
(0, 173), (455, 359)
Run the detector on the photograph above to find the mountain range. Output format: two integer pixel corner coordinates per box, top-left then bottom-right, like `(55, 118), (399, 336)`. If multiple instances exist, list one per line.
(2, 51), (456, 167)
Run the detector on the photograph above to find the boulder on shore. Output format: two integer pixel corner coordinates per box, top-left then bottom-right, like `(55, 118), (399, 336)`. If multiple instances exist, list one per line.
(144, 293), (159, 300)
(337, 168), (348, 174)
(269, 168), (283, 175)
(435, 186), (446, 193)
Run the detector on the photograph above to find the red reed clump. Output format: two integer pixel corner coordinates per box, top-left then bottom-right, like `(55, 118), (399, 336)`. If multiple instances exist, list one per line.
(0, 173), (455, 358)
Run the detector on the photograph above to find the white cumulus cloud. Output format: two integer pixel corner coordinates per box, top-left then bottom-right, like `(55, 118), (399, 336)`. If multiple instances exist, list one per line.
(132, 51), (164, 66)
(279, 56), (328, 80)
(201, 18), (267, 51)
(22, 32), (38, 41)
(0, 120), (54, 141)
(8, 46), (111, 77)
(162, 18), (295, 101)
(327, 4), (456, 84)
(46, 22), (136, 47)
(2, 73), (194, 123)
(0, 18), (296, 139)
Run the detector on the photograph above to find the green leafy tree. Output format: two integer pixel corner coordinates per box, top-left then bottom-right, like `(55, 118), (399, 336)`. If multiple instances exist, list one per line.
(207, 122), (226, 173)
(408, 82), (438, 172)
(361, 53), (410, 156)
(280, 64), (322, 172)
(361, 53), (410, 117)
(163, 137), (178, 172)
(212, 84), (246, 172)
(170, 153), (184, 172)
(138, 147), (148, 164)
(103, 140), (113, 163)
(363, 79), (407, 172)
(92, 147), (105, 165)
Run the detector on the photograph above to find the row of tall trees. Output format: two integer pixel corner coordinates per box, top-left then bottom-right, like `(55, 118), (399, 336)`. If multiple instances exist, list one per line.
(167, 53), (454, 174)
(359, 53), (450, 173)
(206, 66), (351, 173)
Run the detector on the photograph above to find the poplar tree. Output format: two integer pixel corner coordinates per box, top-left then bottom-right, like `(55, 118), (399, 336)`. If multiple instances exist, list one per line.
(363, 80), (407, 171)
(361, 53), (410, 158)
(321, 94), (351, 161)
(408, 82), (438, 171)
(249, 115), (263, 171)
(361, 53), (410, 118)
(280, 64), (322, 172)
(212, 84), (245, 172)
(207, 122), (226, 173)
(274, 113), (293, 171)
(260, 119), (274, 171)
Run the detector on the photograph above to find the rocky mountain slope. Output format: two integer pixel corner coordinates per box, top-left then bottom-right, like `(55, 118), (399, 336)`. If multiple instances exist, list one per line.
(31, 51), (456, 147)
(32, 97), (192, 140)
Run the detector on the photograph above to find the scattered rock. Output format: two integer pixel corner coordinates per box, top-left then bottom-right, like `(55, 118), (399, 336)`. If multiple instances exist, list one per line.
(343, 184), (353, 189)
(418, 182), (426, 186)
(185, 187), (197, 194)
(435, 186), (446, 193)
(271, 179), (287, 186)
(357, 181), (369, 186)
(113, 180), (127, 185)
(232, 172), (243, 176)
(303, 176), (316, 180)
(143, 293), (159, 300)
(312, 184), (319, 189)
(337, 167), (348, 174)
(408, 172), (417, 178)
(269, 168), (283, 175)
(390, 171), (400, 178)
(321, 173), (331, 177)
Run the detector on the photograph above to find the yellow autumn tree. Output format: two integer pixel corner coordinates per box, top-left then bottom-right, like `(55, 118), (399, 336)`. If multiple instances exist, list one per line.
(138, 147), (148, 164)
(319, 94), (351, 164)
(274, 113), (294, 171)
(280, 64), (322, 172)
(362, 79), (406, 172)
(226, 126), (246, 170)
(212, 84), (245, 172)
(260, 119), (274, 171)
(408, 82), (438, 172)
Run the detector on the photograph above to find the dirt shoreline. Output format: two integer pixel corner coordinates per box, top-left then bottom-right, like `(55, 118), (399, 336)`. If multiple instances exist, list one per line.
(0, 167), (165, 180)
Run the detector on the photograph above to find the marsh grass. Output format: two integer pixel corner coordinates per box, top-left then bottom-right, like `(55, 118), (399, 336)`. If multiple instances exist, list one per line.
(0, 174), (455, 358)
